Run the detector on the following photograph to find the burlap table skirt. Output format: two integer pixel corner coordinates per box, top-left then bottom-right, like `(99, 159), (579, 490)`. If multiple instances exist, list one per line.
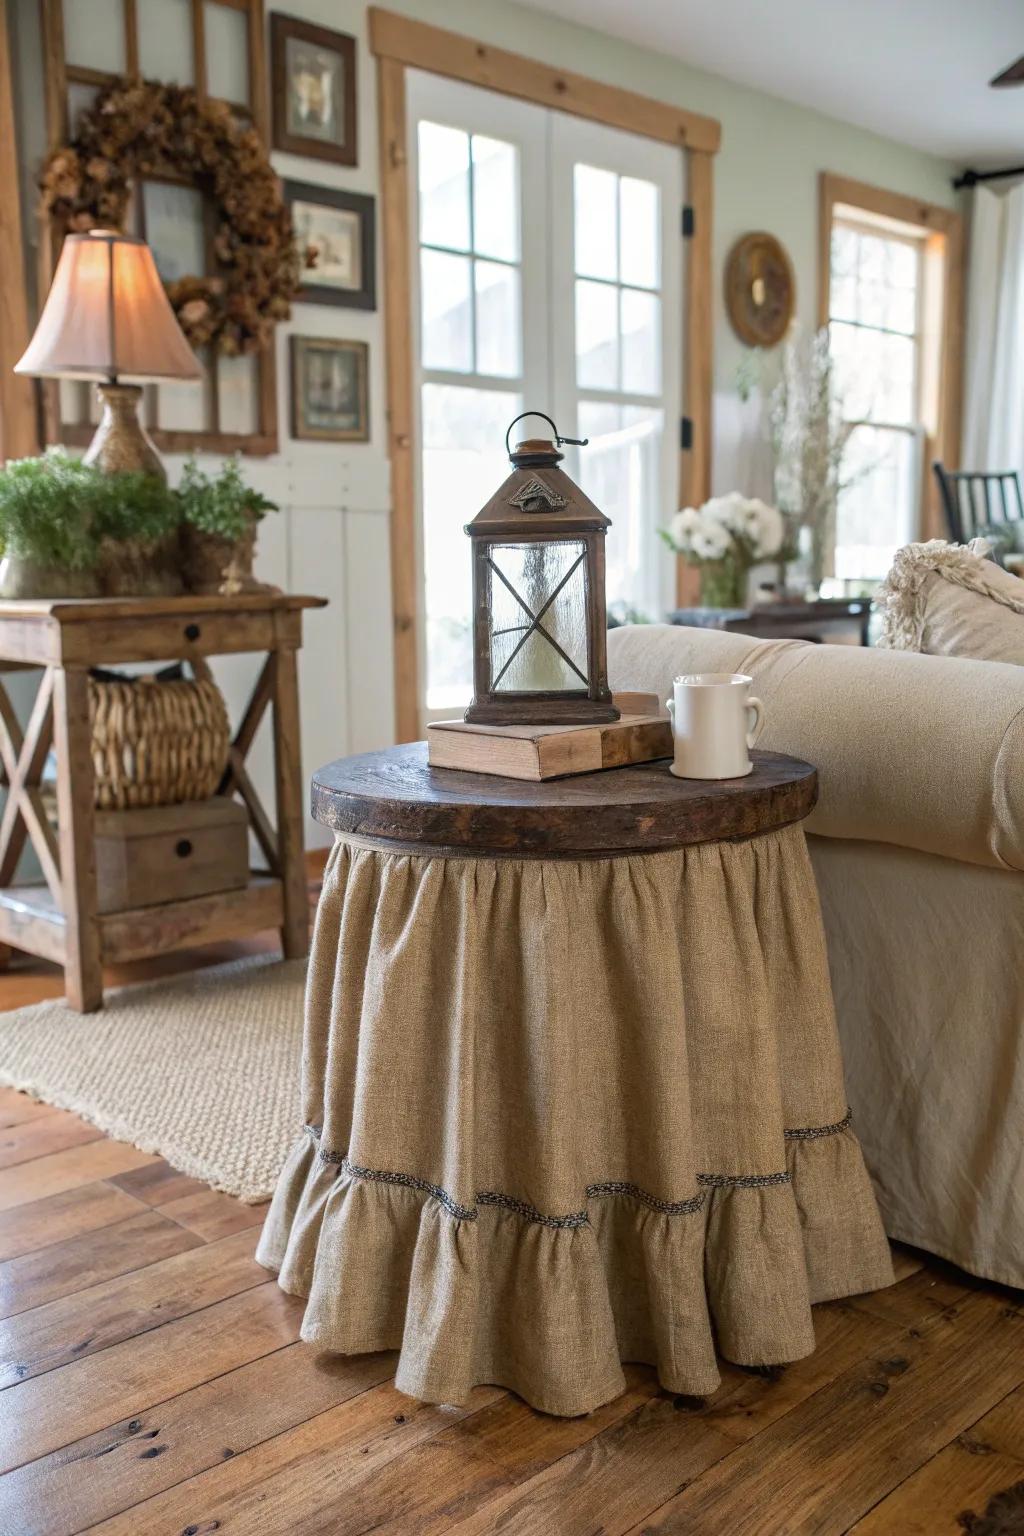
(258, 826), (893, 1416)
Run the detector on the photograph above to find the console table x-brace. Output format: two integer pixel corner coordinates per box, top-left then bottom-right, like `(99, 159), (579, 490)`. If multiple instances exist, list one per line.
(0, 593), (325, 1011)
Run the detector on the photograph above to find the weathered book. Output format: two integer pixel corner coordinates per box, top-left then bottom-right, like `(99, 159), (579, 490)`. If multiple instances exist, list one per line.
(427, 692), (671, 781)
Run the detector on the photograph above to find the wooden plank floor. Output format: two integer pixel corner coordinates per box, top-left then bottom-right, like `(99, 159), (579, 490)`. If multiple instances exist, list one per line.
(0, 949), (1022, 1534)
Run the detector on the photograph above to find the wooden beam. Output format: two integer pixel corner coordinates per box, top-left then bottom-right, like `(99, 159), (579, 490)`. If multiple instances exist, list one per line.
(377, 54), (419, 744)
(820, 172), (960, 237)
(0, 0), (39, 460)
(368, 7), (721, 154)
(123, 0), (139, 76)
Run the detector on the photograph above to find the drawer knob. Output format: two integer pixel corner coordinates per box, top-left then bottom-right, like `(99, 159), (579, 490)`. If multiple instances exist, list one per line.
(175, 839), (193, 859)
(184, 623), (201, 641)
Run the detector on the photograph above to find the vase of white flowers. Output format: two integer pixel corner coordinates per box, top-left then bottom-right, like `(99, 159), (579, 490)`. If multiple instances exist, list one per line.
(662, 493), (785, 608)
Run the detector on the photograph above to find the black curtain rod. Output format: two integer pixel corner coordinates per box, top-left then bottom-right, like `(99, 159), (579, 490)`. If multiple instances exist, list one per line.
(953, 164), (1024, 190)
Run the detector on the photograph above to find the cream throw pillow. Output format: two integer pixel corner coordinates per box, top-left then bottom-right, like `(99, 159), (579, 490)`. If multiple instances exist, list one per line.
(877, 538), (1024, 664)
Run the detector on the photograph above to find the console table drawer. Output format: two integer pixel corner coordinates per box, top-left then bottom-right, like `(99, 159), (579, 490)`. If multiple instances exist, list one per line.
(94, 799), (249, 915)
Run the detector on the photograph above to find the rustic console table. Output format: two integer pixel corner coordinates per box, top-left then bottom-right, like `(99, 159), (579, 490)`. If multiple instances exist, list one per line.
(0, 593), (325, 1011)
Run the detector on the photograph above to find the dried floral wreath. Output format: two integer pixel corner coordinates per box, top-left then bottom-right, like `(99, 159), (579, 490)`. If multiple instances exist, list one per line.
(40, 79), (303, 356)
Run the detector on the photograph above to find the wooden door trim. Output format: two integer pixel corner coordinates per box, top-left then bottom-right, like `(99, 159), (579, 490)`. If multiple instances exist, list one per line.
(369, 6), (720, 739)
(368, 8), (720, 153)
(0, 0), (39, 459)
(818, 172), (964, 539)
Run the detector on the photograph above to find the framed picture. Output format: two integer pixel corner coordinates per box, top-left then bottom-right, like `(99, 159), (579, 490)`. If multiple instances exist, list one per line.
(271, 14), (357, 166)
(285, 181), (376, 311)
(291, 336), (369, 442)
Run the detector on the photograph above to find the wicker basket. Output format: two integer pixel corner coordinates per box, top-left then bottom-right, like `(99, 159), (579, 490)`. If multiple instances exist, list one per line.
(89, 668), (231, 811)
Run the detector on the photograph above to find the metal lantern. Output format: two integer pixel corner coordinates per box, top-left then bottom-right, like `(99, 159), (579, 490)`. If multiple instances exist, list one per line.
(464, 412), (619, 726)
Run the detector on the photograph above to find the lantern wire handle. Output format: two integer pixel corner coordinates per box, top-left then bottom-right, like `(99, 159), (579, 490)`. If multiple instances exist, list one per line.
(505, 411), (588, 460)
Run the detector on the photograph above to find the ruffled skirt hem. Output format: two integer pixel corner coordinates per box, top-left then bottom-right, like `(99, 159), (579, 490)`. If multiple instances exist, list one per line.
(256, 1127), (893, 1417)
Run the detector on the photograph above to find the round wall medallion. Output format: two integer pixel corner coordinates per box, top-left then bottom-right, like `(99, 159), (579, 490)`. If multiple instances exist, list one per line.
(724, 232), (796, 348)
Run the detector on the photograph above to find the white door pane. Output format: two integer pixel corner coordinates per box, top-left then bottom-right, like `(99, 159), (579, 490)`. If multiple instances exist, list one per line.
(619, 177), (659, 290)
(472, 137), (519, 262)
(620, 288), (661, 395)
(418, 123), (471, 252)
(204, 2), (249, 105)
(421, 249), (473, 372)
(574, 165), (618, 281)
(474, 261), (521, 378)
(575, 279), (619, 389)
(577, 402), (665, 619)
(138, 0), (194, 84)
(63, 0), (125, 71)
(421, 384), (521, 710)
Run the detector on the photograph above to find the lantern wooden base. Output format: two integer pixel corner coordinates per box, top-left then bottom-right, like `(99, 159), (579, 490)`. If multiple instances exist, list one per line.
(464, 692), (620, 727)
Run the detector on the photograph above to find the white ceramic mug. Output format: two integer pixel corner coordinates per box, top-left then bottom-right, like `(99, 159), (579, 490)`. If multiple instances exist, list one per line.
(665, 672), (765, 780)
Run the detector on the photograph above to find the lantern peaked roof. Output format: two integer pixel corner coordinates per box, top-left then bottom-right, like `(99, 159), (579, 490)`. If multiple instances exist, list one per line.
(465, 440), (612, 538)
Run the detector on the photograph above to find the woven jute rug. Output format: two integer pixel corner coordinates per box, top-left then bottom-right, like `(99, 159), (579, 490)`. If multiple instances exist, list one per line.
(0, 955), (305, 1202)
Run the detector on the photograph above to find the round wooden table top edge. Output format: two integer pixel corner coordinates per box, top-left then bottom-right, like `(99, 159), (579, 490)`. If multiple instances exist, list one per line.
(311, 743), (818, 857)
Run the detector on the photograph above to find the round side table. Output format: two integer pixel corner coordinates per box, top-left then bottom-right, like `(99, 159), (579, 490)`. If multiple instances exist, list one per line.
(258, 744), (893, 1417)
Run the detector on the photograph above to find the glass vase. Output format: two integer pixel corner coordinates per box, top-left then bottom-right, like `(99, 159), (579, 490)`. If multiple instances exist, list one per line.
(699, 558), (747, 609)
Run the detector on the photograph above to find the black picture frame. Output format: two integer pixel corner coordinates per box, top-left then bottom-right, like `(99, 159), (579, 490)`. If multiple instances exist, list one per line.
(271, 13), (358, 167)
(284, 181), (376, 311)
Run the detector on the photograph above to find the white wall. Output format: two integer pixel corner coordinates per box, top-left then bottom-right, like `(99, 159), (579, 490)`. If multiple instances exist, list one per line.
(12, 0), (961, 846)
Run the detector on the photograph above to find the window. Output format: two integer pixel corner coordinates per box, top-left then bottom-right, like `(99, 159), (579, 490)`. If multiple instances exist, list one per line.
(821, 175), (963, 585)
(828, 217), (925, 580)
(409, 72), (681, 717)
(39, 0), (274, 455)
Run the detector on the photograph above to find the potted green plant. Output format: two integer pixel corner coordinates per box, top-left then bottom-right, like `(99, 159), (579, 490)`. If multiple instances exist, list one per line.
(177, 457), (278, 595)
(91, 469), (182, 596)
(0, 449), (101, 598)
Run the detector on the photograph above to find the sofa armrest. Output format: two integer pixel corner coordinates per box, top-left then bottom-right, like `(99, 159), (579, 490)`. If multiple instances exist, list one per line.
(607, 623), (1024, 871)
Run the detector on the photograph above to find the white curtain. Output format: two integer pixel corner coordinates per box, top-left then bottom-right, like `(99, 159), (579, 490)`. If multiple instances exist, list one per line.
(962, 181), (1024, 476)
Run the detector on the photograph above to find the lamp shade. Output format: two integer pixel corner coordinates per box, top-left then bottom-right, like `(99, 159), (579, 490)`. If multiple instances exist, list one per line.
(15, 230), (203, 383)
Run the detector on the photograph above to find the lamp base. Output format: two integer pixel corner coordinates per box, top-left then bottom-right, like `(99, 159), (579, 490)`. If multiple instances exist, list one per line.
(84, 383), (166, 483)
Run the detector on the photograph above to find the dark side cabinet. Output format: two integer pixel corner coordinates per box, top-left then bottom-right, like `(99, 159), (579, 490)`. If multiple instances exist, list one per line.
(669, 597), (871, 646)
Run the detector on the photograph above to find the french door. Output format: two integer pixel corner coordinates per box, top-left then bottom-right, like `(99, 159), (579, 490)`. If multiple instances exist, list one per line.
(407, 71), (682, 719)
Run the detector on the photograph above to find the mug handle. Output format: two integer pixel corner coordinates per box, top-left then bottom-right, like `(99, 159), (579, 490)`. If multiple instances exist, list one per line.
(665, 697), (675, 721)
(746, 696), (765, 749)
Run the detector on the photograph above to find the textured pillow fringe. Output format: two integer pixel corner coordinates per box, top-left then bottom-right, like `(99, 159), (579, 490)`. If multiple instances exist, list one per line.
(877, 538), (1024, 651)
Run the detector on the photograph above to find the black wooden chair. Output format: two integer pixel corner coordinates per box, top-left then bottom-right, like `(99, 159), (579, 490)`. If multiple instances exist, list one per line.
(933, 462), (1024, 544)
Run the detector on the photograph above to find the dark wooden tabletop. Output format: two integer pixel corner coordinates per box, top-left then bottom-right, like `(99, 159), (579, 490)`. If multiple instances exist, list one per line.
(311, 742), (817, 857)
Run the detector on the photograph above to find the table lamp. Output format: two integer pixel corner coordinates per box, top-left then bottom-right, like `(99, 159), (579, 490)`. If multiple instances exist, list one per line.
(15, 229), (203, 483)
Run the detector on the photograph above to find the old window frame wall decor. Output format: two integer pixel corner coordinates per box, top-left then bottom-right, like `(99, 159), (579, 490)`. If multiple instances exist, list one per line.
(39, 0), (278, 457)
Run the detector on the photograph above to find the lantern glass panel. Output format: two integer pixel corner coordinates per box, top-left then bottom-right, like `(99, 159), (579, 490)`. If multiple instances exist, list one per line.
(487, 540), (590, 693)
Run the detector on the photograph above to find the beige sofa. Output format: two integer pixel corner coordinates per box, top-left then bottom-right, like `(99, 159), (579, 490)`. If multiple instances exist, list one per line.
(608, 623), (1024, 1288)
